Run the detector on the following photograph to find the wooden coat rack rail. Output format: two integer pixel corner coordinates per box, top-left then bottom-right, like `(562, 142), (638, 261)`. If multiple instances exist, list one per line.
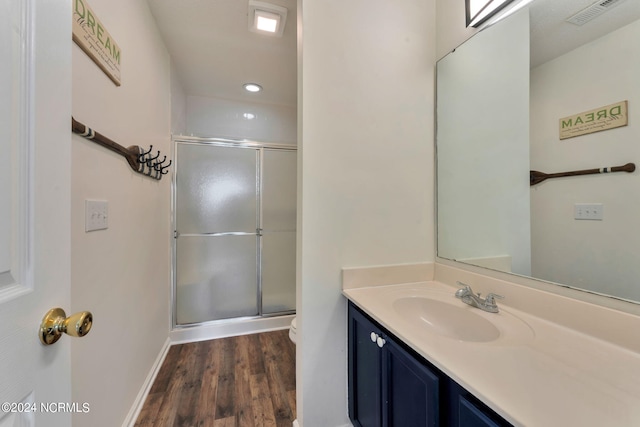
(530, 162), (635, 186)
(71, 117), (171, 180)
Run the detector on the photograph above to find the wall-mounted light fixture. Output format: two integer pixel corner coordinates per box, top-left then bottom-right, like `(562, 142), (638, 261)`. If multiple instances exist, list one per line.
(466, 0), (515, 28)
(248, 0), (288, 37)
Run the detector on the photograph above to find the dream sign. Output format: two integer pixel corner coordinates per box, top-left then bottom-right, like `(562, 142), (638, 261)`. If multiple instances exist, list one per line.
(73, 0), (122, 86)
(559, 101), (628, 140)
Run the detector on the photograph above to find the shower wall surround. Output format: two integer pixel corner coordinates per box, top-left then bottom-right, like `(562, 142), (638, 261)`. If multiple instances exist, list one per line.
(185, 95), (297, 144)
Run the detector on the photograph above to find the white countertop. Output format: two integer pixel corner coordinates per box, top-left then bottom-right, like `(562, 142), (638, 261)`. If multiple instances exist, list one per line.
(344, 281), (640, 427)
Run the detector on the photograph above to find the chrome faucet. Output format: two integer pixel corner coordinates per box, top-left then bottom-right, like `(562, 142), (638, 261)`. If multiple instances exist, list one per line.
(455, 281), (503, 313)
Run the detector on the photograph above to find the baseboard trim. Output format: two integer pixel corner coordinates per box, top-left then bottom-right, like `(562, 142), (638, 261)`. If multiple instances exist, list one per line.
(121, 337), (172, 427)
(170, 314), (295, 345)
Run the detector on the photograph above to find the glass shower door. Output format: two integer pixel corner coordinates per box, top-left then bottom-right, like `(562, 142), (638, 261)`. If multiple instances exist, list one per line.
(175, 143), (259, 324)
(261, 149), (297, 314)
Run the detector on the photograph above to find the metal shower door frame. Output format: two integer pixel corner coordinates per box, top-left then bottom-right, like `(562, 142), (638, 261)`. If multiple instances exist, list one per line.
(171, 135), (296, 329)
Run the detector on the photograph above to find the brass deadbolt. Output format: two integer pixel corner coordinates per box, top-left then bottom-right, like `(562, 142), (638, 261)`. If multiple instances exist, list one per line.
(40, 308), (93, 345)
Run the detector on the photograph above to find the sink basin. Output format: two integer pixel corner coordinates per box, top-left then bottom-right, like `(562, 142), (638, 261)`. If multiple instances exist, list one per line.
(348, 284), (535, 345)
(393, 296), (501, 342)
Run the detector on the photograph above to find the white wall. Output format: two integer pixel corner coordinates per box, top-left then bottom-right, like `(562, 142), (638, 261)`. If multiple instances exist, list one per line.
(436, 10), (531, 276)
(530, 19), (640, 301)
(71, 0), (171, 425)
(297, 0), (436, 424)
(171, 59), (187, 135)
(186, 95), (297, 144)
(436, 0), (479, 59)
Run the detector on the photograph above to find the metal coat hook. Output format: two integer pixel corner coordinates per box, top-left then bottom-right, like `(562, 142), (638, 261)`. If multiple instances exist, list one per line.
(138, 145), (173, 179)
(160, 160), (172, 175)
(148, 150), (161, 162)
(139, 145), (154, 159)
(153, 156), (167, 169)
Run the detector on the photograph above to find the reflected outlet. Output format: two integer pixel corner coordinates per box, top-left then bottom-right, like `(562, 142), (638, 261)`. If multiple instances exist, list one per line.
(574, 203), (603, 220)
(85, 200), (108, 231)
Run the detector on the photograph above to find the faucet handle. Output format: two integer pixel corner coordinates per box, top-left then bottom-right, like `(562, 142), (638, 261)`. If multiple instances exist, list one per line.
(455, 281), (472, 298)
(484, 293), (504, 306)
(455, 281), (471, 290)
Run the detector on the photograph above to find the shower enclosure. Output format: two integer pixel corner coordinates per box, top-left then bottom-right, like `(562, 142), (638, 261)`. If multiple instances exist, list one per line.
(172, 136), (296, 326)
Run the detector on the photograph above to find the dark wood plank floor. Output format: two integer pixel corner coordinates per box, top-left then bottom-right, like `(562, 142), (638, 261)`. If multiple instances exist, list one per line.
(134, 330), (296, 427)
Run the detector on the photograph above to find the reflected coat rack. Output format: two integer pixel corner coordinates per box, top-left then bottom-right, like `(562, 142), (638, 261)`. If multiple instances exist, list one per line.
(530, 163), (635, 186)
(71, 117), (171, 180)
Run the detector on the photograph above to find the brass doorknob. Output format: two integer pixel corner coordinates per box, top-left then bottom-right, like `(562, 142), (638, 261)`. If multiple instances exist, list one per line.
(40, 308), (93, 345)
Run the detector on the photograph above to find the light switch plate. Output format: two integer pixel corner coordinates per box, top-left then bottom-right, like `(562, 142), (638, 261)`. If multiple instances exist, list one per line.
(85, 200), (108, 232)
(574, 203), (603, 220)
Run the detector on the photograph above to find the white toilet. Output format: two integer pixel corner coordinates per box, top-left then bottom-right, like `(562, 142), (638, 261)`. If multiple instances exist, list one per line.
(289, 317), (297, 344)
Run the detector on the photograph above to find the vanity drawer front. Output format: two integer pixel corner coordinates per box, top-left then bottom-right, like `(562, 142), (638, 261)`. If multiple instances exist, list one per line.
(457, 394), (511, 427)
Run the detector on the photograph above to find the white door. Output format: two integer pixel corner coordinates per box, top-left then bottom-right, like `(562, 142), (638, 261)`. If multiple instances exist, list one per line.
(0, 0), (73, 426)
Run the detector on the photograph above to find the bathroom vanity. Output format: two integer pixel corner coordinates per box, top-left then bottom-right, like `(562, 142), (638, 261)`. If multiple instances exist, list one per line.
(348, 301), (511, 427)
(345, 1), (640, 424)
(343, 271), (640, 427)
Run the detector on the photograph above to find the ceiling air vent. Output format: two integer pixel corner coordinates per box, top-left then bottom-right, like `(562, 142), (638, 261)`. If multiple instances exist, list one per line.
(566, 0), (627, 25)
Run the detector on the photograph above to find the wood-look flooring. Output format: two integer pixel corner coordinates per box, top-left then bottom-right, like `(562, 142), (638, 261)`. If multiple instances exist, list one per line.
(134, 330), (296, 427)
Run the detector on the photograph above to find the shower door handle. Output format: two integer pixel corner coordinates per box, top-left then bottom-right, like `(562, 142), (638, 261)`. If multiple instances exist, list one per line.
(257, 228), (263, 236)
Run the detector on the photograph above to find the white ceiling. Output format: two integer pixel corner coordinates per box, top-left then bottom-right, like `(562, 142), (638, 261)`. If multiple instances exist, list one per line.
(530, 0), (640, 67)
(146, 0), (297, 108)
(146, 0), (638, 108)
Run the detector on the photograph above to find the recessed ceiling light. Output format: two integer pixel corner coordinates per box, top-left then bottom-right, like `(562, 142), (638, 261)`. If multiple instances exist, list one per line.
(255, 11), (279, 33)
(248, 0), (288, 37)
(243, 83), (262, 93)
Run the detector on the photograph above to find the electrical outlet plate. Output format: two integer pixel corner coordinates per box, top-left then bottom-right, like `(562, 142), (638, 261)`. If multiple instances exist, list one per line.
(85, 200), (108, 232)
(574, 203), (603, 220)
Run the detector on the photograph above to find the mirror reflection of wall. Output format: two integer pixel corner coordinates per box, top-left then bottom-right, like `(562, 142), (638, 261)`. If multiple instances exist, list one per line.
(530, 18), (640, 301)
(436, 0), (640, 304)
(437, 9), (531, 275)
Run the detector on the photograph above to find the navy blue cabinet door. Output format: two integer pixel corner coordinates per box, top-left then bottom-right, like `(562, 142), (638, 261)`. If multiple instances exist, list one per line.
(384, 337), (440, 427)
(349, 302), (441, 427)
(348, 304), (383, 427)
(456, 395), (513, 427)
(447, 381), (512, 427)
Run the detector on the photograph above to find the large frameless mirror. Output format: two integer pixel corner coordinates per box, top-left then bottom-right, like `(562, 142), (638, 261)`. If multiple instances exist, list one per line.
(437, 0), (640, 303)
